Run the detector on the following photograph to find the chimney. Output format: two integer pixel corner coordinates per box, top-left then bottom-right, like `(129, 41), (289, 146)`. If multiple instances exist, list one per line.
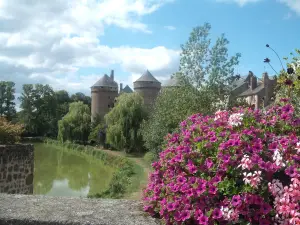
(110, 70), (114, 81)
(250, 75), (257, 90)
(262, 72), (269, 88)
(120, 83), (123, 92)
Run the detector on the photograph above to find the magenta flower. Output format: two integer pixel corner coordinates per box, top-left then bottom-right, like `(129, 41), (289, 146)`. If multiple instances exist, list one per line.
(143, 102), (300, 225)
(231, 195), (242, 207)
(198, 214), (208, 225)
(212, 208), (223, 219)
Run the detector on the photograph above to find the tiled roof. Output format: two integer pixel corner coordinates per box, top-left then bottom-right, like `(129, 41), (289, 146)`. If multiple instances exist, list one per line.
(121, 85), (133, 93)
(163, 76), (181, 87)
(239, 84), (264, 97)
(92, 74), (118, 88)
(134, 70), (160, 83)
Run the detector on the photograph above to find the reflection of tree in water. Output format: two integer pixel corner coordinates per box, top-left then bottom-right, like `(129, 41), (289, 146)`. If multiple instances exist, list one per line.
(34, 144), (60, 194)
(34, 144), (115, 196)
(60, 153), (90, 191)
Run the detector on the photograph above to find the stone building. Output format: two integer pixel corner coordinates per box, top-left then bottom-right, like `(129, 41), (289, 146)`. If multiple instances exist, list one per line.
(133, 70), (161, 108)
(91, 70), (118, 121)
(91, 69), (276, 121)
(230, 71), (277, 109)
(91, 69), (162, 120)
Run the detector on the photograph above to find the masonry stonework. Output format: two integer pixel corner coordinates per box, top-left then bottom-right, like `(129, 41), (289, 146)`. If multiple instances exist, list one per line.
(0, 144), (34, 194)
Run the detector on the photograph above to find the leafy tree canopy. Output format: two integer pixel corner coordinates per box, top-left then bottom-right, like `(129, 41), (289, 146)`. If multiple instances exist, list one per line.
(141, 86), (212, 153)
(0, 81), (16, 121)
(105, 92), (147, 153)
(178, 22), (241, 108)
(18, 84), (57, 137)
(57, 101), (91, 143)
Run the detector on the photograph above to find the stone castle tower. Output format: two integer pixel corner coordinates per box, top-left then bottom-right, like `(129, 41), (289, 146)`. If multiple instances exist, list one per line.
(91, 70), (118, 121)
(133, 70), (161, 108)
(91, 69), (163, 121)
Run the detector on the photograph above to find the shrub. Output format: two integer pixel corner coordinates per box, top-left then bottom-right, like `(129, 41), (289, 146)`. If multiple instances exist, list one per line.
(0, 117), (24, 144)
(143, 100), (300, 225)
(143, 151), (157, 165)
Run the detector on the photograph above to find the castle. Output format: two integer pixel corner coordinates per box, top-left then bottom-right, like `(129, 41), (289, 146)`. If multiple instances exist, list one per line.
(91, 70), (277, 121)
(91, 69), (179, 121)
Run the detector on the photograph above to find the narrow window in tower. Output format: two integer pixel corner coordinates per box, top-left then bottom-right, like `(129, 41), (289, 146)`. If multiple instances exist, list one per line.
(108, 105), (110, 108)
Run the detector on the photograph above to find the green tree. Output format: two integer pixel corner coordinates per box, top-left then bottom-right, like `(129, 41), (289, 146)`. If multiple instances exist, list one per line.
(0, 81), (16, 121)
(18, 84), (57, 137)
(71, 92), (91, 109)
(275, 49), (300, 113)
(57, 101), (91, 143)
(141, 85), (212, 154)
(179, 22), (241, 108)
(105, 93), (147, 153)
(55, 90), (70, 120)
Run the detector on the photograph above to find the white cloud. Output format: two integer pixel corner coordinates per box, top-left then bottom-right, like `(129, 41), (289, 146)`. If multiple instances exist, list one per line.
(279, 0), (300, 14)
(216, 0), (300, 14)
(0, 0), (179, 101)
(215, 0), (262, 7)
(164, 25), (176, 30)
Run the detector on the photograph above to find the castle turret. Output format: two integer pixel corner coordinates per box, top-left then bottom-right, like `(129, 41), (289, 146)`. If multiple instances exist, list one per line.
(91, 71), (118, 121)
(163, 76), (181, 88)
(133, 70), (161, 107)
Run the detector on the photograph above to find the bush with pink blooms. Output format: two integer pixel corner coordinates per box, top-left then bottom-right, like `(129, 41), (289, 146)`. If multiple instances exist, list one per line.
(143, 99), (300, 225)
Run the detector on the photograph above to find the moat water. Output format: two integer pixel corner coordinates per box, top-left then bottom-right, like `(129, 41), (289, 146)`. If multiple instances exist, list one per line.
(33, 144), (114, 197)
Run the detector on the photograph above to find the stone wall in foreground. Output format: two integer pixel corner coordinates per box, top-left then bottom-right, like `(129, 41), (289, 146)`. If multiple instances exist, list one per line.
(0, 194), (160, 225)
(0, 144), (34, 194)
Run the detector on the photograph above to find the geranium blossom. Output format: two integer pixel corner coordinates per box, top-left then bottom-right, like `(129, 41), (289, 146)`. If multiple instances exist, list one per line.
(143, 101), (300, 225)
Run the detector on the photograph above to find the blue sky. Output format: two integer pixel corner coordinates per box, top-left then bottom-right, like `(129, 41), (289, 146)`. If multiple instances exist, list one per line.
(99, 0), (300, 80)
(0, 0), (299, 96)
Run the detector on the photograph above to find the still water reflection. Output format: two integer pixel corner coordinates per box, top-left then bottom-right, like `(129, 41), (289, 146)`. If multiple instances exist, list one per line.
(33, 144), (114, 197)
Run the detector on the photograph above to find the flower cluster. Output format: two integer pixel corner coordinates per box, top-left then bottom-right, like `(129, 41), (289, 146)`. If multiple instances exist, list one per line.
(143, 101), (300, 225)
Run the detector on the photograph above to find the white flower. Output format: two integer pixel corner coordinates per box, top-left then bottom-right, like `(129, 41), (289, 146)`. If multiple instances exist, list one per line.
(296, 142), (300, 154)
(228, 113), (244, 127)
(273, 149), (286, 167)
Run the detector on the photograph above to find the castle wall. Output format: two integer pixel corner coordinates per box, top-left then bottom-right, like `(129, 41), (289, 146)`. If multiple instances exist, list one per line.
(91, 87), (118, 121)
(0, 144), (34, 194)
(134, 81), (161, 108)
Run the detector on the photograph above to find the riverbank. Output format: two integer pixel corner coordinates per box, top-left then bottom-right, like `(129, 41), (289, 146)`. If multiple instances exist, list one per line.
(44, 139), (149, 200)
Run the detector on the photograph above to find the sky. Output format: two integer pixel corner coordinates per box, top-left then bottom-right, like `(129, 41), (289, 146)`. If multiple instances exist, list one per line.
(0, 0), (299, 100)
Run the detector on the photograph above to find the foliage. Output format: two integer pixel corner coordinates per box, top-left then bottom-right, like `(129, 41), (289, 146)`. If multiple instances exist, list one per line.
(18, 84), (57, 137)
(105, 93), (147, 153)
(276, 49), (300, 114)
(0, 117), (24, 144)
(141, 86), (212, 154)
(44, 139), (136, 199)
(89, 123), (107, 146)
(143, 151), (157, 166)
(71, 92), (91, 109)
(143, 101), (300, 224)
(55, 90), (70, 120)
(178, 22), (241, 107)
(57, 101), (91, 143)
(0, 81), (16, 121)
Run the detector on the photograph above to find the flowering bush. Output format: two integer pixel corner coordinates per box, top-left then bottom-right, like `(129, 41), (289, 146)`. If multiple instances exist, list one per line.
(143, 100), (300, 225)
(0, 117), (24, 144)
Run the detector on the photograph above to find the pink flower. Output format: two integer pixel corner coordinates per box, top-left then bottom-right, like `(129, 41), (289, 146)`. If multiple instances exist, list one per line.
(212, 208), (223, 219)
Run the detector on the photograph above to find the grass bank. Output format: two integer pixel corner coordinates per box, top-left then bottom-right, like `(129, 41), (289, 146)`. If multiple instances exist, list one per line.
(44, 139), (144, 199)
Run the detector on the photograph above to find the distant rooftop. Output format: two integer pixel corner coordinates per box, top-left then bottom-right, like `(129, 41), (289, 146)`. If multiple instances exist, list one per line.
(121, 85), (133, 93)
(163, 76), (181, 87)
(134, 70), (160, 83)
(91, 74), (118, 88)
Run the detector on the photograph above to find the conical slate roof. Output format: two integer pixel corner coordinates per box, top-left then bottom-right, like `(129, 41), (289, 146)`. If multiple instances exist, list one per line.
(163, 76), (181, 87)
(122, 85), (133, 93)
(134, 70), (160, 83)
(91, 74), (118, 88)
